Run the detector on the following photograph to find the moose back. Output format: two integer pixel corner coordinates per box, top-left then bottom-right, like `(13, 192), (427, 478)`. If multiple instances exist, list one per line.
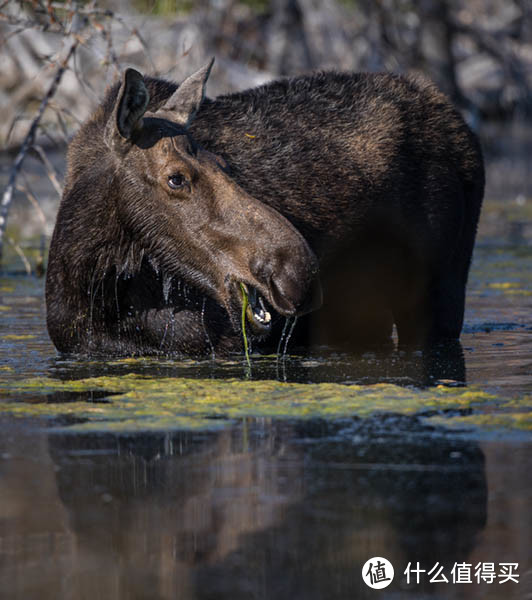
(45, 60), (484, 356)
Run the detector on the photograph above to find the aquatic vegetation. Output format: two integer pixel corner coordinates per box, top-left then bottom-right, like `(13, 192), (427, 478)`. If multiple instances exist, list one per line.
(240, 283), (251, 367)
(487, 282), (521, 289)
(0, 373), (529, 434)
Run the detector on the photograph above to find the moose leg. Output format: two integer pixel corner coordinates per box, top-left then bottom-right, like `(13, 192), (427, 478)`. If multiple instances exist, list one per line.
(428, 267), (467, 340)
(428, 181), (482, 341)
(310, 252), (394, 350)
(394, 268), (466, 346)
(393, 293), (431, 348)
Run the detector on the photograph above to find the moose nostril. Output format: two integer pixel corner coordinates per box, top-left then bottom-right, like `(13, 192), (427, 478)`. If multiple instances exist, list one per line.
(249, 256), (273, 283)
(249, 245), (320, 316)
(269, 273), (298, 314)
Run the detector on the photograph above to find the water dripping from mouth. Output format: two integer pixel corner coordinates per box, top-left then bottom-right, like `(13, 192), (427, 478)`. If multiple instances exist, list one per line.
(276, 316), (299, 382)
(282, 316), (298, 358)
(277, 316), (298, 359)
(87, 268), (100, 353)
(114, 274), (121, 345)
(201, 297), (215, 360)
(159, 321), (169, 351)
(277, 317), (292, 359)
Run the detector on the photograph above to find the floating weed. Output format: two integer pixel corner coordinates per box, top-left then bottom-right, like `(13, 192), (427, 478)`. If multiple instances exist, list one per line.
(429, 411), (532, 432)
(1, 334), (37, 341)
(107, 357), (149, 365)
(0, 375), (529, 434)
(503, 289), (532, 296)
(484, 281), (532, 296)
(487, 282), (521, 289)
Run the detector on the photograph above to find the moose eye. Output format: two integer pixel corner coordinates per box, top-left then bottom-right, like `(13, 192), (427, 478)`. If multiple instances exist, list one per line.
(167, 174), (187, 190)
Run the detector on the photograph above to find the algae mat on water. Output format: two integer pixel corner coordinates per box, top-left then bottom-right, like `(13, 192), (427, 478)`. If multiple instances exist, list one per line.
(0, 374), (530, 434)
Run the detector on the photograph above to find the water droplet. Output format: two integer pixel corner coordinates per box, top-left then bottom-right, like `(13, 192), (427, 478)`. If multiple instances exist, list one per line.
(162, 273), (173, 304)
(201, 297), (215, 359)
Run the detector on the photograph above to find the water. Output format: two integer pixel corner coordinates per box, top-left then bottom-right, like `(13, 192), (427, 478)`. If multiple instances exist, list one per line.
(0, 226), (531, 598)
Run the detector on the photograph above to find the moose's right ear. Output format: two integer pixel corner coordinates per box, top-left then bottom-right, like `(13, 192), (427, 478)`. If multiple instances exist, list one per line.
(104, 69), (149, 151)
(160, 58), (214, 128)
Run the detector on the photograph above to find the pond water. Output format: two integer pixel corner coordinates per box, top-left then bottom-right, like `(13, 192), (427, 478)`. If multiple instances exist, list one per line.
(0, 208), (531, 598)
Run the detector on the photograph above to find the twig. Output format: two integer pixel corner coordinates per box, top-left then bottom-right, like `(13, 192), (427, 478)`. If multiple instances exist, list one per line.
(17, 179), (48, 276)
(17, 181), (47, 227)
(49, 2), (114, 18)
(48, 100), (83, 127)
(50, 105), (72, 143)
(31, 144), (64, 197)
(6, 236), (32, 275)
(5, 114), (28, 149)
(0, 11), (63, 33)
(0, 38), (78, 266)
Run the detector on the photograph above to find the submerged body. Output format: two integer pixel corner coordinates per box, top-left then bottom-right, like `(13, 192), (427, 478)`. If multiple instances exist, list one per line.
(46, 63), (484, 356)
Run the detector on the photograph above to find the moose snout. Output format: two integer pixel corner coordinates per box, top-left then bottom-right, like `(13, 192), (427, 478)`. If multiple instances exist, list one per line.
(249, 242), (321, 317)
(208, 168), (322, 322)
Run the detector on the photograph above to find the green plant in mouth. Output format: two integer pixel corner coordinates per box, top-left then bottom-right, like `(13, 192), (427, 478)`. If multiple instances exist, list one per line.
(240, 283), (251, 367)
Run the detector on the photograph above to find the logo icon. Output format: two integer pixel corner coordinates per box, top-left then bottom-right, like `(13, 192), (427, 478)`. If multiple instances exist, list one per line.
(362, 557), (394, 589)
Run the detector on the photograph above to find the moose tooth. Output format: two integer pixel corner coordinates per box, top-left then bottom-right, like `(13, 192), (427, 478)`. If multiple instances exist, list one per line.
(253, 308), (271, 325)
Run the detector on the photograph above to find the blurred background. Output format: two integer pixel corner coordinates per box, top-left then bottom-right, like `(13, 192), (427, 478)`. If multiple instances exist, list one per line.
(0, 0), (531, 271)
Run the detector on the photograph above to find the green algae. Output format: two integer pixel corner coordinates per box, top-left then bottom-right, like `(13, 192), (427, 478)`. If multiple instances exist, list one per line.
(429, 411), (532, 432)
(240, 283), (251, 367)
(0, 374), (529, 434)
(487, 282), (521, 289)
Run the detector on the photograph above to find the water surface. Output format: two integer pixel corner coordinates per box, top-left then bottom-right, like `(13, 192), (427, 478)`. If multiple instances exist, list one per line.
(0, 226), (531, 598)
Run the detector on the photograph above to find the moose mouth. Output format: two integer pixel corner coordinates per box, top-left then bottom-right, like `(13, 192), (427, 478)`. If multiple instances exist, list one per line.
(239, 283), (272, 335)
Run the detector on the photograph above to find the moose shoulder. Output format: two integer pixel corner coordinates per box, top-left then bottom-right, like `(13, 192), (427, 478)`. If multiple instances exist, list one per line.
(46, 61), (484, 356)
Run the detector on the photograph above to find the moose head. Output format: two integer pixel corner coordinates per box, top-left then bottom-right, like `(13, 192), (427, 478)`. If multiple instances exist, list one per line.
(102, 59), (321, 336)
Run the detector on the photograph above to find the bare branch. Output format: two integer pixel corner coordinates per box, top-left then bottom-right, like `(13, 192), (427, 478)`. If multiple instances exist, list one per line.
(31, 144), (64, 197)
(0, 39), (77, 265)
(0, 10), (63, 32)
(16, 181), (47, 227)
(6, 235), (32, 275)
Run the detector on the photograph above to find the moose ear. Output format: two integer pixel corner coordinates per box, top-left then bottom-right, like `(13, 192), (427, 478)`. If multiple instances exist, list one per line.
(160, 58), (214, 127)
(105, 68), (149, 150)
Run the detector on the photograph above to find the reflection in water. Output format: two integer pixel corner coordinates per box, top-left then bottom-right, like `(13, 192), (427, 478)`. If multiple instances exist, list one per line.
(1, 418), (487, 599)
(0, 240), (531, 599)
(46, 339), (466, 389)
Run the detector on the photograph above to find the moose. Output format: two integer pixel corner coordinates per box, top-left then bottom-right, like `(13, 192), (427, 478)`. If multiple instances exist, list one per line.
(46, 59), (484, 356)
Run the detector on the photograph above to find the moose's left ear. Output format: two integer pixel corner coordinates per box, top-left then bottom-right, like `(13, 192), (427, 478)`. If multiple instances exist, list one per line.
(160, 58), (214, 127)
(105, 68), (150, 152)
